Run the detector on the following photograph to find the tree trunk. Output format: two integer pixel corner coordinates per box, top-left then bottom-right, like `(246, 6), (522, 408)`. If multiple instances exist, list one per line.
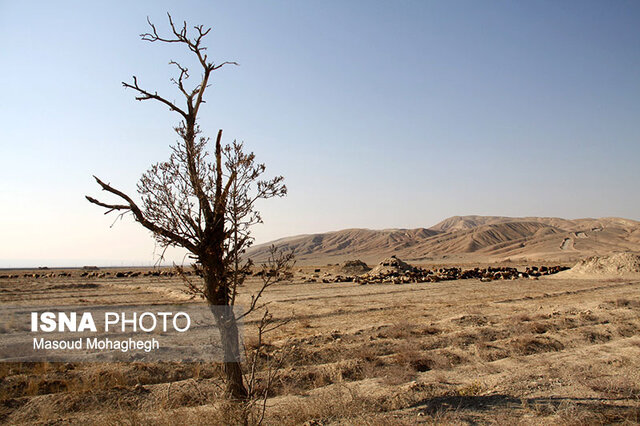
(213, 305), (248, 400)
(204, 255), (249, 401)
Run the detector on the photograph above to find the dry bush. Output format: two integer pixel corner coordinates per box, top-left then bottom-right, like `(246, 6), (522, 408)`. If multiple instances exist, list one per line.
(394, 348), (468, 373)
(524, 321), (554, 334)
(581, 328), (612, 343)
(267, 385), (379, 425)
(335, 359), (370, 382)
(98, 408), (146, 425)
(512, 312), (552, 324)
(348, 354), (389, 382)
(244, 332), (277, 352)
(266, 384), (427, 425)
(281, 343), (344, 368)
(0, 362), (71, 400)
(512, 312), (533, 322)
(297, 318), (313, 329)
(586, 374), (640, 399)
(451, 331), (480, 347)
(379, 364), (417, 386)
(615, 321), (639, 337)
(0, 363), (16, 381)
(418, 324), (442, 335)
(476, 326), (510, 342)
(455, 381), (486, 397)
(578, 311), (599, 322)
(270, 364), (343, 396)
(97, 402), (249, 425)
(475, 342), (509, 362)
(82, 366), (128, 388)
(331, 413), (413, 425)
(392, 343), (462, 375)
(74, 362), (215, 391)
(161, 380), (214, 409)
(420, 335), (452, 350)
(376, 321), (420, 339)
(590, 406), (640, 425)
(392, 341), (421, 363)
(0, 361), (221, 406)
(615, 298), (640, 309)
(452, 314), (488, 327)
(352, 342), (393, 362)
(24, 377), (68, 396)
(353, 346), (437, 385)
(509, 335), (564, 355)
(126, 362), (219, 384)
(433, 350), (468, 369)
(558, 315), (579, 328)
(543, 400), (640, 426)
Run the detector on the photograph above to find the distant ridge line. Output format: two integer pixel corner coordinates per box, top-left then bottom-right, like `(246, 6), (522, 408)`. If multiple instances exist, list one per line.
(247, 215), (640, 264)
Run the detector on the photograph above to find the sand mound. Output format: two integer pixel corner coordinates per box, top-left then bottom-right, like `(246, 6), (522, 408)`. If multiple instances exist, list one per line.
(557, 252), (640, 278)
(339, 260), (371, 275)
(368, 255), (414, 276)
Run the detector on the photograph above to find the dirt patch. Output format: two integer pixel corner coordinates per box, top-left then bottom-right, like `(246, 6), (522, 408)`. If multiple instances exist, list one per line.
(558, 252), (640, 278)
(367, 255), (414, 276)
(338, 260), (371, 275)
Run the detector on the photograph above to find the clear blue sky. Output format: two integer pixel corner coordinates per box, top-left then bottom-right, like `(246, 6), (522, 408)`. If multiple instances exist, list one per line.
(1, 1), (639, 267)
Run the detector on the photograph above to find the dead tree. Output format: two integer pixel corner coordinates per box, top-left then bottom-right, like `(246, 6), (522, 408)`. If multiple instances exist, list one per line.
(86, 14), (292, 400)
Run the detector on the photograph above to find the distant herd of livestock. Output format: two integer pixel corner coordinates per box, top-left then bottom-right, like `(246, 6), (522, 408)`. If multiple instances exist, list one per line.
(0, 264), (570, 284)
(312, 265), (570, 285)
(0, 269), (190, 279)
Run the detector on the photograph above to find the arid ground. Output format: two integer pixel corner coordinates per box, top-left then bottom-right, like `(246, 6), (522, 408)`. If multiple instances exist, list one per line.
(1, 265), (639, 425)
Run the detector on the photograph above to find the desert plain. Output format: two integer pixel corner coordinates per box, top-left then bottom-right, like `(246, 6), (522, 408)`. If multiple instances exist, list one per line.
(1, 216), (640, 425)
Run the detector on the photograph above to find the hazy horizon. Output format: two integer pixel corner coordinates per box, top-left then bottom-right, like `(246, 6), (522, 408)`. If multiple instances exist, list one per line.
(2, 213), (638, 268)
(2, 1), (639, 268)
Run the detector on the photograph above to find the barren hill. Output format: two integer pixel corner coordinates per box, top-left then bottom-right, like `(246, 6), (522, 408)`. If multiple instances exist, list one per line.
(249, 228), (438, 263)
(248, 216), (640, 264)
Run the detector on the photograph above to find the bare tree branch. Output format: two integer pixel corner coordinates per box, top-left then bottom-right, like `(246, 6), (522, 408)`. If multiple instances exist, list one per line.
(122, 76), (188, 118)
(89, 175), (198, 252)
(238, 246), (295, 320)
(85, 196), (130, 214)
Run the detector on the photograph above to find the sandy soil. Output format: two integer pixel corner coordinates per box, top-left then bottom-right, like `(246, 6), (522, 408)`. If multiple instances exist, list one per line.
(1, 269), (639, 424)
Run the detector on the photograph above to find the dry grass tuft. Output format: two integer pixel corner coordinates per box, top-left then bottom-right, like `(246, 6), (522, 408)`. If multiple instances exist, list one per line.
(581, 328), (612, 343)
(455, 381), (486, 397)
(509, 335), (565, 355)
(475, 342), (509, 362)
(525, 321), (554, 334)
(96, 401), (250, 425)
(377, 321), (420, 339)
(615, 298), (640, 309)
(267, 385), (379, 425)
(586, 374), (640, 399)
(452, 314), (488, 327)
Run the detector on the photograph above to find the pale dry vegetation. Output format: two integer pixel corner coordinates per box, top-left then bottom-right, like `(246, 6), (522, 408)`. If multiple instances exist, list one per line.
(1, 271), (640, 424)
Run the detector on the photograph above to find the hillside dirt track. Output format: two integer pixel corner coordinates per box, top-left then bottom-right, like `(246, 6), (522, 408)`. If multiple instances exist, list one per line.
(1, 269), (640, 424)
